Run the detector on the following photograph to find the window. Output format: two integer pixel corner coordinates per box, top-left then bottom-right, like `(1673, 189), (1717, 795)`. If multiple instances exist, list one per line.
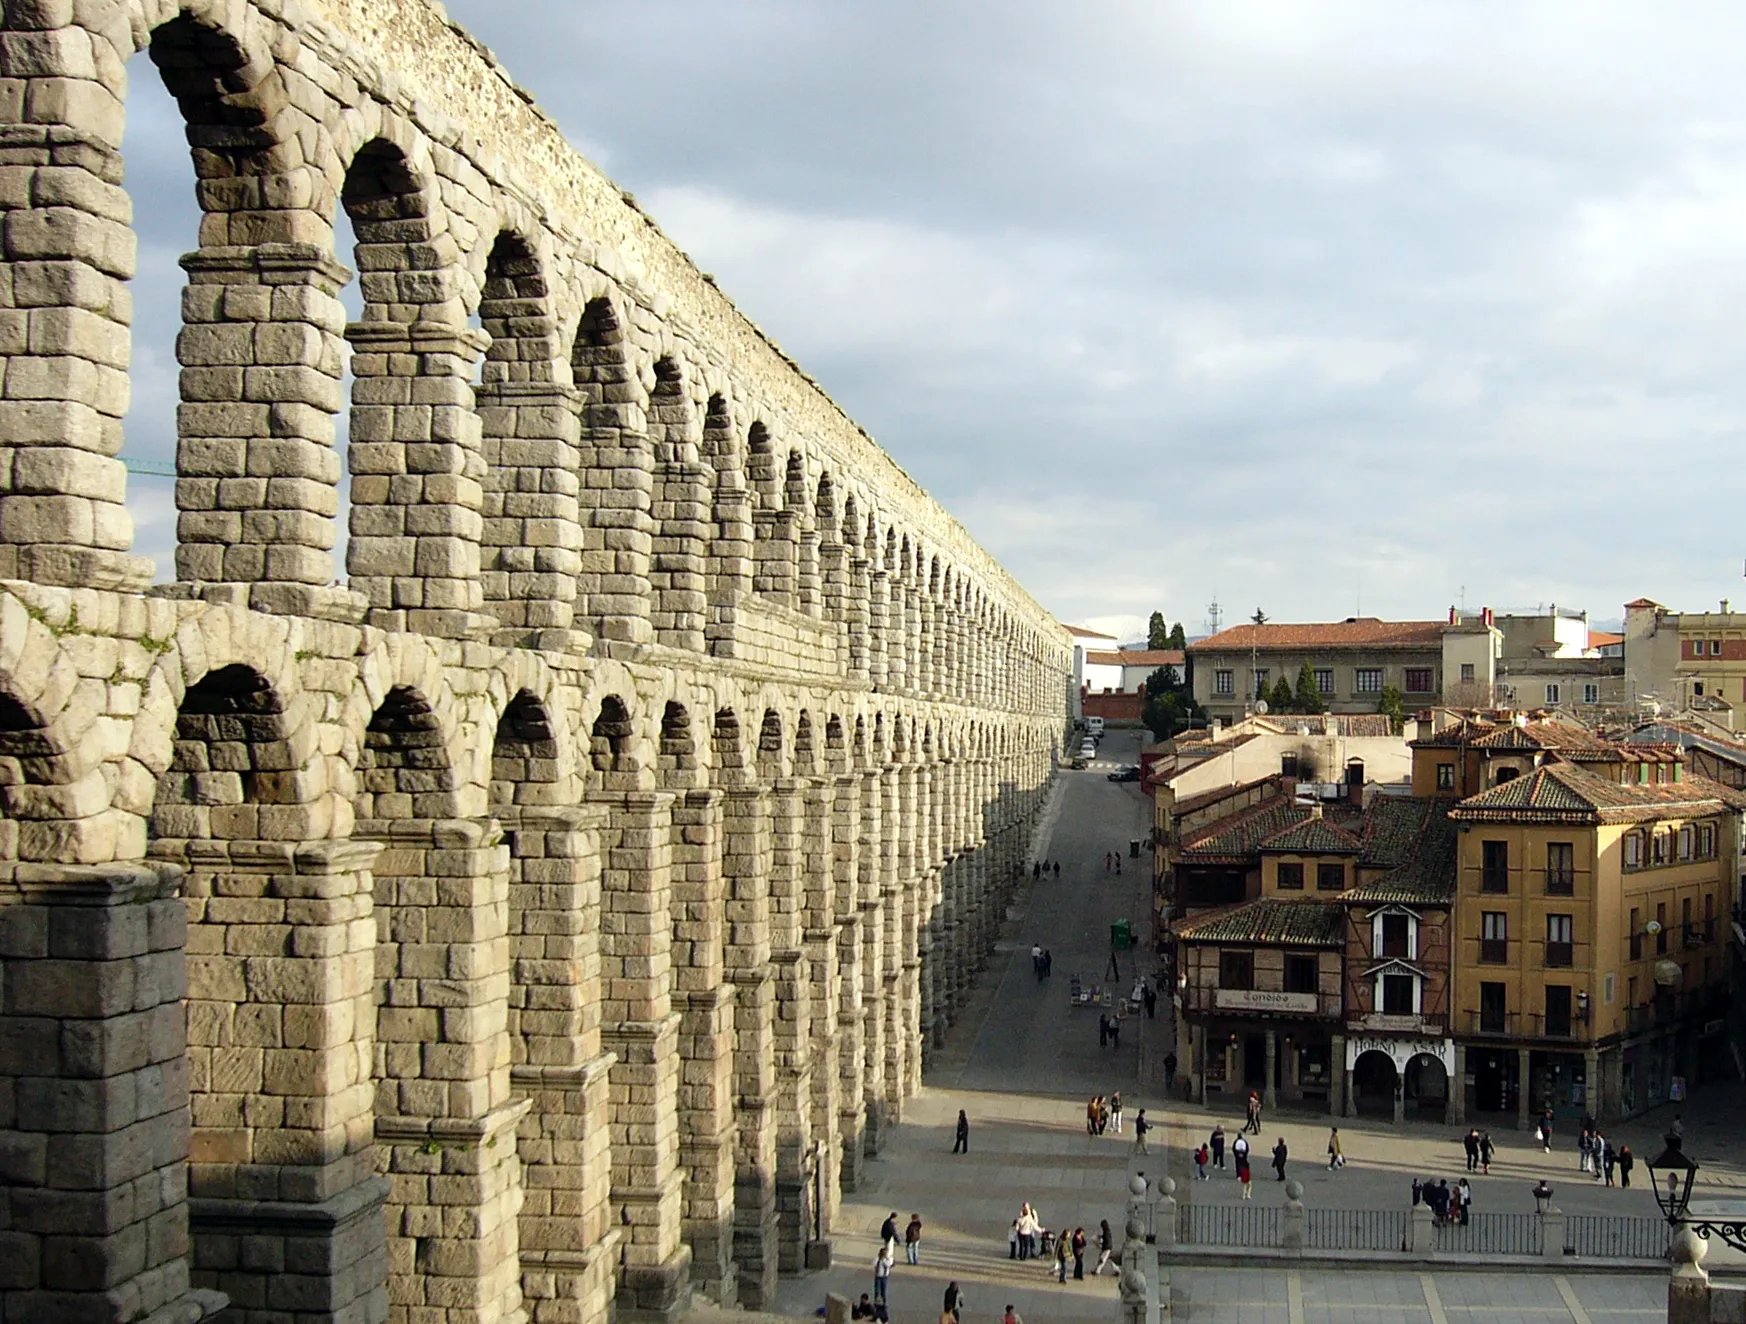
(1436, 762), (1455, 790)
(1381, 913), (1411, 959)
(1479, 981), (1507, 1033)
(1461, 662), (1475, 683)
(1695, 640), (1709, 656)
(1285, 955), (1318, 995)
(1545, 913), (1574, 967)
(1678, 826), (1693, 861)
(1481, 840), (1509, 892)
(1405, 668), (1434, 694)
(1495, 766), (1519, 784)
(1545, 841), (1574, 895)
(1699, 824), (1715, 858)
(1544, 985), (1573, 1037)
(1215, 669), (1234, 696)
(1481, 911), (1508, 963)
(1315, 668), (1334, 694)
(1276, 862), (1305, 891)
(1656, 902), (1668, 954)
(1629, 906), (1642, 960)
(1583, 683), (1599, 705)
(1281, 752), (1298, 778)
(1356, 668), (1383, 693)
(1625, 832), (1643, 870)
(1221, 951), (1254, 990)
(1705, 892), (1716, 942)
(1317, 862), (1345, 892)
(1652, 830), (1668, 866)
(1682, 896), (1694, 946)
(1253, 668), (1269, 696)
(1545, 683), (1561, 705)
(1694, 681), (1706, 698)
(1382, 973), (1416, 1016)
(1603, 972), (1615, 1005)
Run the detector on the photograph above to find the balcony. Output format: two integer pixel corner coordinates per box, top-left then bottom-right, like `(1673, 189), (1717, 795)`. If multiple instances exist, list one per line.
(1533, 1013), (1577, 1040)
(1467, 1010), (1518, 1037)
(1481, 870), (1509, 895)
(1480, 938), (1508, 964)
(1544, 869), (1574, 897)
(1544, 941), (1574, 968)
(1465, 1010), (1583, 1041)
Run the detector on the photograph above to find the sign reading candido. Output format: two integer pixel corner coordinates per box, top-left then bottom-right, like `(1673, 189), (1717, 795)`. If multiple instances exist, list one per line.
(1214, 989), (1318, 1013)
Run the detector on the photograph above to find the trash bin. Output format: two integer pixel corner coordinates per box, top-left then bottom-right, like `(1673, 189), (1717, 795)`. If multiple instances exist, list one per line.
(1110, 919), (1132, 950)
(1129, 838), (1141, 859)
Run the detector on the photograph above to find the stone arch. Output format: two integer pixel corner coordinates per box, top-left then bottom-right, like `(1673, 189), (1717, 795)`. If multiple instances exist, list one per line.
(824, 715), (848, 776)
(590, 694), (641, 792)
(659, 700), (701, 787)
(794, 711), (818, 778)
(479, 230), (563, 386)
(756, 708), (787, 783)
(705, 394), (752, 646)
(0, 686), (72, 863)
(747, 422), (779, 508)
(712, 707), (748, 786)
(1352, 1048), (1399, 1118)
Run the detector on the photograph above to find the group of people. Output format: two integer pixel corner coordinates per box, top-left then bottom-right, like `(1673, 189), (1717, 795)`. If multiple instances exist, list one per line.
(1084, 1092), (1123, 1136)
(1029, 944), (1054, 980)
(867, 1213), (927, 1318)
(1102, 852), (1124, 874)
(1190, 1123), (1270, 1197)
(1008, 1203), (1047, 1260)
(1460, 1128), (1496, 1174)
(1030, 860), (1061, 879)
(1412, 1176), (1474, 1226)
(1578, 1117), (1634, 1188)
(1095, 1013), (1123, 1048)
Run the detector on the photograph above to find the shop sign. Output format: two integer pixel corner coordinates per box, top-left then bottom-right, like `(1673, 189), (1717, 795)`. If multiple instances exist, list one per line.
(1214, 988), (1318, 1013)
(1343, 1033), (1455, 1073)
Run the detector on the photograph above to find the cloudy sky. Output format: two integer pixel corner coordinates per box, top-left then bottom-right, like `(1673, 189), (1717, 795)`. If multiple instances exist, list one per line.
(121, 2), (1746, 641)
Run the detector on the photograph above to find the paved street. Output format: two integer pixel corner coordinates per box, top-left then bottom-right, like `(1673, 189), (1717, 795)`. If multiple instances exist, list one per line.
(761, 729), (1733, 1321)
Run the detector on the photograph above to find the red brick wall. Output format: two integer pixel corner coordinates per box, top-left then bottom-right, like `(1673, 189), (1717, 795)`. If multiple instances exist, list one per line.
(1082, 690), (1145, 720)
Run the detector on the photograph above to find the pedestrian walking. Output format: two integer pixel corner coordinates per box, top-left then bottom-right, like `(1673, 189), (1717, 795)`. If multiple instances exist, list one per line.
(1480, 1131), (1494, 1175)
(1327, 1128), (1343, 1170)
(906, 1214), (923, 1265)
(1592, 1133), (1608, 1184)
(1194, 1144), (1209, 1180)
(1096, 1096), (1110, 1136)
(1086, 1096), (1100, 1137)
(1238, 1158), (1253, 1200)
(943, 1281), (964, 1324)
(1211, 1124), (1226, 1169)
(1109, 1017), (1120, 1049)
(1031, 943), (1043, 979)
(1097, 1015), (1109, 1048)
(1231, 1133), (1250, 1174)
(1272, 1137), (1288, 1182)
(1163, 1051), (1177, 1090)
(873, 1246), (893, 1307)
(1071, 1227), (1087, 1279)
(1133, 1109), (1151, 1155)
(880, 1213), (899, 1258)
(1245, 1091), (1263, 1135)
(1043, 949), (1052, 977)
(1115, 856), (1121, 874)
(1109, 1091), (1124, 1135)
(1448, 1180), (1463, 1227)
(1458, 1177), (1473, 1224)
(953, 1110), (969, 1154)
(1411, 1176), (1422, 1206)
(1053, 1234), (1068, 1283)
(1463, 1128), (1480, 1172)
(1003, 1306), (1022, 1324)
(1017, 1204), (1040, 1260)
(1008, 1220), (1019, 1260)
(1540, 1110), (1554, 1154)
(1095, 1220), (1116, 1275)
(1619, 1144), (1634, 1189)
(1053, 862), (1060, 877)
(1142, 980), (1157, 1019)
(1033, 861), (1041, 880)
(1104, 852), (1111, 872)
(1603, 1142), (1617, 1188)
(1579, 1126), (1593, 1174)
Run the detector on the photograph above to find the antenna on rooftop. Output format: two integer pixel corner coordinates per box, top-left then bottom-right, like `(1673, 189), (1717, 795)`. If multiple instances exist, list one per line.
(1206, 598), (1222, 635)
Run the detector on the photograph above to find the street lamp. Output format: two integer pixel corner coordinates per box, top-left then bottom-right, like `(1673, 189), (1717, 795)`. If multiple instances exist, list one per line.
(1531, 1180), (1554, 1215)
(1646, 1130), (1746, 1253)
(1647, 1131), (1699, 1225)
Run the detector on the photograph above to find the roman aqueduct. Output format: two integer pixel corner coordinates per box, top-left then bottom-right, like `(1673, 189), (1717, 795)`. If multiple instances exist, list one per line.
(0, 2), (1073, 1322)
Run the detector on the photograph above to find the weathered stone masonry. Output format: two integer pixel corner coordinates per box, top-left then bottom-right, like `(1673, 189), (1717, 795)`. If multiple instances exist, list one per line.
(0, 3), (1073, 1324)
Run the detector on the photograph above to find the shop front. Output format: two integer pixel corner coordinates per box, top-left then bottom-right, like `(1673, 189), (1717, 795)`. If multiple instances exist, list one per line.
(1341, 1032), (1455, 1124)
(1191, 988), (1338, 1112)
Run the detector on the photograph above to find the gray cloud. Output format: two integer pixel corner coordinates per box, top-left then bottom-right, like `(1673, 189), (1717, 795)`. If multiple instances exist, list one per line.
(115, 2), (1746, 629)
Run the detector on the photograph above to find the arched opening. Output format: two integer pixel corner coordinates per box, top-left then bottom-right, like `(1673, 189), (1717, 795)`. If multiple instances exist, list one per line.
(1405, 1052), (1450, 1117)
(0, 690), (65, 862)
(1352, 1049), (1400, 1118)
(571, 299), (650, 641)
(590, 695), (636, 789)
(648, 359), (706, 650)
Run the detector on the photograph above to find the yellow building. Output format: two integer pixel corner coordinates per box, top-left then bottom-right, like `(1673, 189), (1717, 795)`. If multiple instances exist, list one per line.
(1447, 759), (1741, 1124)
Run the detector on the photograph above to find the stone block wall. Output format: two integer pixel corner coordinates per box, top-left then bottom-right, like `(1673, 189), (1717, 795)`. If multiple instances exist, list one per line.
(0, 3), (1073, 1323)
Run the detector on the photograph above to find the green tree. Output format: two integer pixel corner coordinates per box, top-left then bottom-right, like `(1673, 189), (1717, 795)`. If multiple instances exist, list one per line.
(1141, 664), (1206, 741)
(1145, 664), (1181, 696)
(1168, 622), (1188, 651)
(1268, 675), (1296, 714)
(1293, 661), (1327, 715)
(1379, 684), (1407, 732)
(1148, 611), (1169, 650)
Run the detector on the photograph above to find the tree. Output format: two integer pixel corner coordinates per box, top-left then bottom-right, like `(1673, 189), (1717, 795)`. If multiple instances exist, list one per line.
(1168, 622), (1187, 651)
(1148, 611), (1169, 650)
(1379, 684), (1407, 732)
(1145, 664), (1180, 696)
(1142, 663), (1206, 741)
(1268, 675), (1295, 714)
(1293, 661), (1327, 715)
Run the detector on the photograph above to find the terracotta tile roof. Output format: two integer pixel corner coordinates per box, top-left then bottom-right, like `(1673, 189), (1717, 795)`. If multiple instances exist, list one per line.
(1344, 799), (1457, 904)
(1173, 898), (1345, 947)
(1252, 714), (1398, 739)
(1085, 649), (1185, 667)
(1410, 717), (1501, 749)
(1469, 720), (1616, 754)
(1623, 598), (1663, 609)
(1448, 762), (1739, 825)
(1064, 624), (1119, 639)
(1170, 775), (1282, 817)
(1188, 618), (1447, 653)
(1259, 815), (1362, 855)
(1180, 796), (1311, 861)
(1591, 631), (1624, 648)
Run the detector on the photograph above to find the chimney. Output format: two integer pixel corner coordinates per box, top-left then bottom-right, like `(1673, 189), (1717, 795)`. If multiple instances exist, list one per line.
(1449, 605), (1458, 624)
(1724, 599), (1732, 615)
(1309, 801), (1323, 820)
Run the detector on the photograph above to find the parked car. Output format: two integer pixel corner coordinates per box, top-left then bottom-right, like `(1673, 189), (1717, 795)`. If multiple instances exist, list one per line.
(1106, 765), (1141, 782)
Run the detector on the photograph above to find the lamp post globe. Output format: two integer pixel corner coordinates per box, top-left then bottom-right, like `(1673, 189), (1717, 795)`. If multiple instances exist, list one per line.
(1646, 1131), (1698, 1225)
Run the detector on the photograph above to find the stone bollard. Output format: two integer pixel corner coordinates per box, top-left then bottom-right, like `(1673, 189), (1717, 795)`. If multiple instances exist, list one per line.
(1120, 1175), (1150, 1324)
(1409, 1203), (1435, 1255)
(1282, 1180), (1305, 1250)
(1539, 1204), (1565, 1262)
(1668, 1226), (1711, 1324)
(826, 1292), (851, 1324)
(1155, 1177), (1178, 1249)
